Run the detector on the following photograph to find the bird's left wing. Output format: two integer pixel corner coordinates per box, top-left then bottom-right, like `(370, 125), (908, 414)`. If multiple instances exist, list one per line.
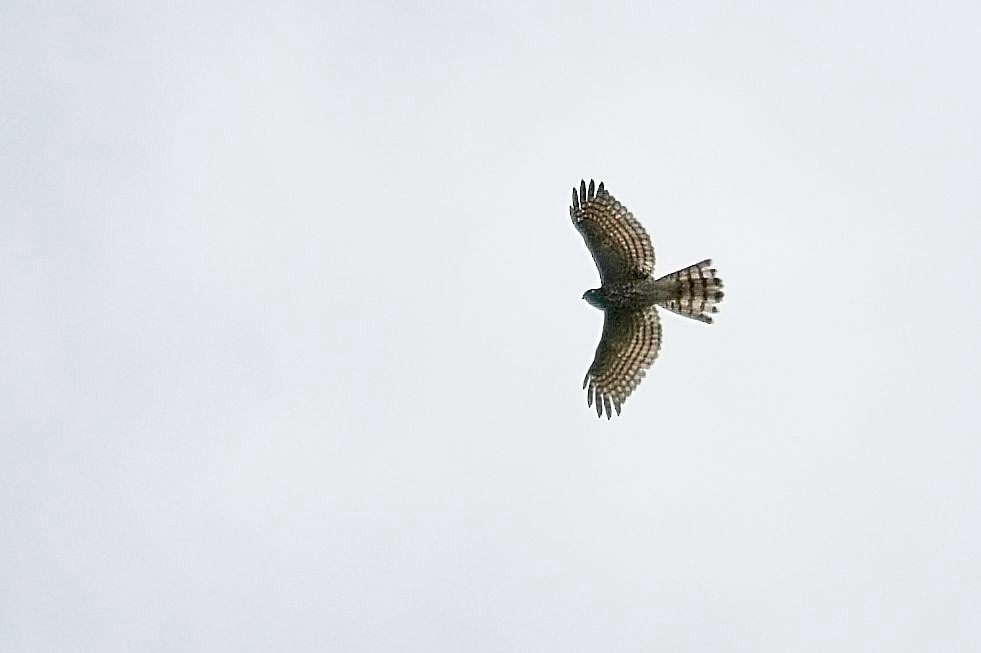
(584, 307), (662, 418)
(570, 179), (655, 284)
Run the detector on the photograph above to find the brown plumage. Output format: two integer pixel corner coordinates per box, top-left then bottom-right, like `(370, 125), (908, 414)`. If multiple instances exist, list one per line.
(570, 180), (724, 418)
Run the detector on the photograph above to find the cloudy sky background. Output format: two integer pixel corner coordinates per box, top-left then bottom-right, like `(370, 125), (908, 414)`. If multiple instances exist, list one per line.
(3, 1), (981, 650)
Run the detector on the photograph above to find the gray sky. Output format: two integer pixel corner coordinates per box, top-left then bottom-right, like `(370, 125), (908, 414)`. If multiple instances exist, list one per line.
(3, 1), (981, 651)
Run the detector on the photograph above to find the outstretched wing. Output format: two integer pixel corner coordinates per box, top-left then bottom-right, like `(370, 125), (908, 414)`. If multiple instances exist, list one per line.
(570, 179), (655, 284)
(584, 307), (662, 419)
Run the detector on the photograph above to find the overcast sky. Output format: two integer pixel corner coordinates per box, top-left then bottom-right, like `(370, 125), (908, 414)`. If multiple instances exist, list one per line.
(3, 1), (981, 651)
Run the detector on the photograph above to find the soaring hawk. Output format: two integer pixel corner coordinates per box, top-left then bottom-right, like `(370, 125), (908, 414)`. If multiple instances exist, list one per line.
(571, 179), (724, 418)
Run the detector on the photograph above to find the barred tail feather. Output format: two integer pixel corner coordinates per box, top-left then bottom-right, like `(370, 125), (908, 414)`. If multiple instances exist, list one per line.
(654, 259), (724, 323)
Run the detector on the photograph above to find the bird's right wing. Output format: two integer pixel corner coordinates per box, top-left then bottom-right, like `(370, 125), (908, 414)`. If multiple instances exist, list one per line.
(584, 307), (661, 419)
(570, 179), (655, 284)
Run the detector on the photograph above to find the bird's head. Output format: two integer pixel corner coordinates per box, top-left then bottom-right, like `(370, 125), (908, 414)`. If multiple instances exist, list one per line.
(582, 288), (604, 308)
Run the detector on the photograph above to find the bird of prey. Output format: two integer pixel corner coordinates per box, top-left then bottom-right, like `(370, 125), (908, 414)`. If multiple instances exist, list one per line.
(570, 179), (724, 418)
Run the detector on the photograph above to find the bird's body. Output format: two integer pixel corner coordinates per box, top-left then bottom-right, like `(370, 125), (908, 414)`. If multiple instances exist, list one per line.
(583, 277), (674, 311)
(570, 179), (724, 418)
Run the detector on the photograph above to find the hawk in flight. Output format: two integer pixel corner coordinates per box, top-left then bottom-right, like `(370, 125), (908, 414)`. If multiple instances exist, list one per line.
(571, 179), (724, 418)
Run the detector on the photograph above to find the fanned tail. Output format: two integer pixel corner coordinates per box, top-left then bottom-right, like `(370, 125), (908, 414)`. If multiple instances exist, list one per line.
(654, 259), (724, 323)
